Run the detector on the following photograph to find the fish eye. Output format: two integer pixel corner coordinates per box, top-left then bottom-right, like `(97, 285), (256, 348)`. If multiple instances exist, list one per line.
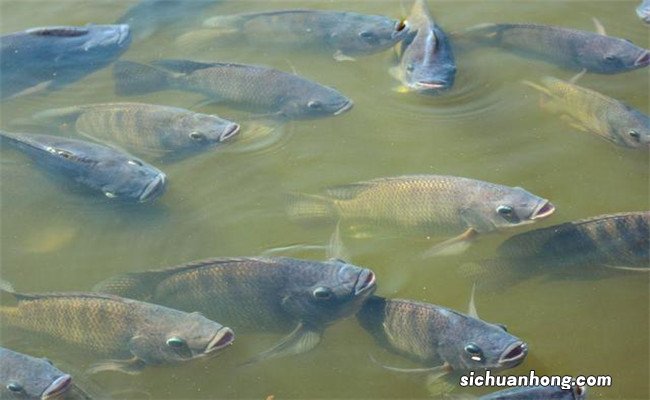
(127, 159), (143, 167)
(604, 55), (617, 62)
(495, 323), (508, 332)
(189, 131), (206, 141)
(628, 130), (641, 140)
(464, 343), (484, 361)
(166, 337), (187, 348)
(312, 286), (333, 300)
(406, 64), (415, 72)
(307, 100), (322, 109)
(497, 205), (513, 215)
(6, 382), (23, 392)
(396, 20), (407, 32)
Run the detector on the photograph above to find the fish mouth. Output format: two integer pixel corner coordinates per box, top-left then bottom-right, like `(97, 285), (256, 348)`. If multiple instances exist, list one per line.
(354, 270), (377, 295)
(530, 201), (555, 220)
(333, 100), (354, 116)
(115, 24), (131, 46)
(205, 328), (235, 354)
(634, 51), (650, 67)
(414, 81), (450, 91)
(219, 123), (240, 142)
(41, 375), (72, 400)
(139, 173), (166, 203)
(498, 341), (528, 368)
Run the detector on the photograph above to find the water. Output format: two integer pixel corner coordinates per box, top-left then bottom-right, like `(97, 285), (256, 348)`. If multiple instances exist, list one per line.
(0, 0), (648, 399)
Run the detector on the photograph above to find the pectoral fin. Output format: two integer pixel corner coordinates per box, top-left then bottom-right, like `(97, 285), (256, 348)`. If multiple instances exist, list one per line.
(87, 357), (146, 375)
(369, 354), (452, 382)
(326, 221), (350, 261)
(7, 80), (54, 99)
(592, 17), (607, 35)
(333, 50), (356, 62)
(467, 283), (479, 319)
(242, 324), (321, 365)
(603, 265), (649, 272)
(422, 228), (478, 257)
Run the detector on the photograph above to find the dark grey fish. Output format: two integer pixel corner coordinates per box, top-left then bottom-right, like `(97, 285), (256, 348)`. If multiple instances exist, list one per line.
(94, 257), (376, 363)
(457, 23), (650, 73)
(0, 347), (74, 399)
(113, 59), (353, 120)
(177, 9), (408, 61)
(0, 288), (234, 375)
(476, 384), (587, 399)
(30, 103), (240, 159)
(0, 131), (166, 203)
(463, 212), (650, 289)
(390, 0), (456, 93)
(638, 0), (650, 23)
(356, 296), (527, 382)
(116, 0), (219, 40)
(0, 25), (131, 100)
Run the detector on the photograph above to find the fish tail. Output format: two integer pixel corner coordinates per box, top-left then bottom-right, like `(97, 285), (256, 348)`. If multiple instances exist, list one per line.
(92, 271), (158, 302)
(28, 106), (84, 130)
(285, 192), (339, 224)
(113, 61), (171, 96)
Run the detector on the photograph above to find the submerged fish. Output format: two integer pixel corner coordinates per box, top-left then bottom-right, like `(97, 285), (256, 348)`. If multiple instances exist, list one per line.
(457, 23), (650, 73)
(178, 9), (408, 61)
(30, 103), (240, 159)
(638, 0), (650, 24)
(390, 0), (456, 93)
(0, 347), (73, 399)
(0, 289), (234, 374)
(0, 131), (166, 203)
(0, 25), (131, 100)
(94, 257), (376, 363)
(464, 212), (650, 289)
(287, 175), (555, 255)
(524, 76), (650, 149)
(356, 296), (527, 383)
(474, 384), (587, 399)
(113, 60), (353, 120)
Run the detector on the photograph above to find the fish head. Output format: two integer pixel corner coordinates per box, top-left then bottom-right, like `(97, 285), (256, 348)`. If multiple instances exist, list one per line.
(134, 311), (234, 364)
(1, 358), (72, 400)
(399, 28), (457, 94)
(437, 309), (528, 372)
(638, 0), (650, 23)
(282, 86), (353, 119)
(469, 186), (555, 232)
(330, 15), (409, 55)
(608, 107), (650, 149)
(173, 112), (241, 150)
(578, 36), (649, 73)
(281, 259), (377, 327)
(91, 155), (167, 203)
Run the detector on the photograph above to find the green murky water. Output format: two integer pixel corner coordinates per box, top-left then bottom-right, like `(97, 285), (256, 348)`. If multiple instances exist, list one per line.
(1, 1), (648, 399)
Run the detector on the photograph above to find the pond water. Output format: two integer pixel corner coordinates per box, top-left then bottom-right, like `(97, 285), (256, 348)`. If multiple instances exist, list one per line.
(0, 1), (648, 399)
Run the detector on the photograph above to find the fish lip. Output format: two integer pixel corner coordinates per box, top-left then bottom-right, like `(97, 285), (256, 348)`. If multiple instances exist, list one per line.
(205, 328), (235, 354)
(138, 173), (166, 203)
(634, 51), (650, 67)
(41, 374), (72, 400)
(219, 123), (240, 142)
(333, 100), (354, 116)
(115, 24), (131, 46)
(413, 81), (450, 91)
(498, 341), (528, 367)
(530, 200), (555, 220)
(354, 270), (377, 295)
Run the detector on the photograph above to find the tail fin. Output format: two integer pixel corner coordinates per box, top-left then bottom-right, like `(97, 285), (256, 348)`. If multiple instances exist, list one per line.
(113, 61), (172, 96)
(92, 270), (166, 302)
(26, 106), (85, 131)
(285, 192), (338, 224)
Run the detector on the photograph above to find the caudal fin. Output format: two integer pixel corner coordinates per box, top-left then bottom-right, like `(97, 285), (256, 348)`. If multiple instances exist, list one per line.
(113, 61), (171, 96)
(285, 192), (338, 224)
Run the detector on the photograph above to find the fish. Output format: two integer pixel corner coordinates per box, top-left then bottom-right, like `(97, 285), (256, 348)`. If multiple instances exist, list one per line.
(638, 0), (650, 24)
(390, 0), (456, 93)
(113, 59), (353, 120)
(94, 257), (376, 363)
(356, 295), (527, 384)
(0, 25), (131, 100)
(29, 103), (241, 159)
(0, 288), (234, 375)
(116, 0), (219, 40)
(0, 130), (167, 203)
(177, 9), (409, 61)
(463, 212), (650, 289)
(286, 175), (555, 256)
(474, 384), (587, 399)
(523, 76), (650, 149)
(456, 23), (650, 74)
(0, 347), (74, 399)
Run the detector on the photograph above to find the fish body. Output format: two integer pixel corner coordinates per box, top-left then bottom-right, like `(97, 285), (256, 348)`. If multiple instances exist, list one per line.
(356, 296), (527, 373)
(113, 60), (353, 119)
(0, 131), (166, 203)
(31, 103), (240, 158)
(477, 384), (587, 399)
(391, 0), (456, 93)
(288, 175), (554, 238)
(525, 76), (650, 149)
(0, 347), (73, 399)
(459, 23), (650, 73)
(0, 25), (131, 100)
(0, 290), (234, 374)
(187, 9), (408, 60)
(638, 0), (650, 24)
(94, 257), (376, 362)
